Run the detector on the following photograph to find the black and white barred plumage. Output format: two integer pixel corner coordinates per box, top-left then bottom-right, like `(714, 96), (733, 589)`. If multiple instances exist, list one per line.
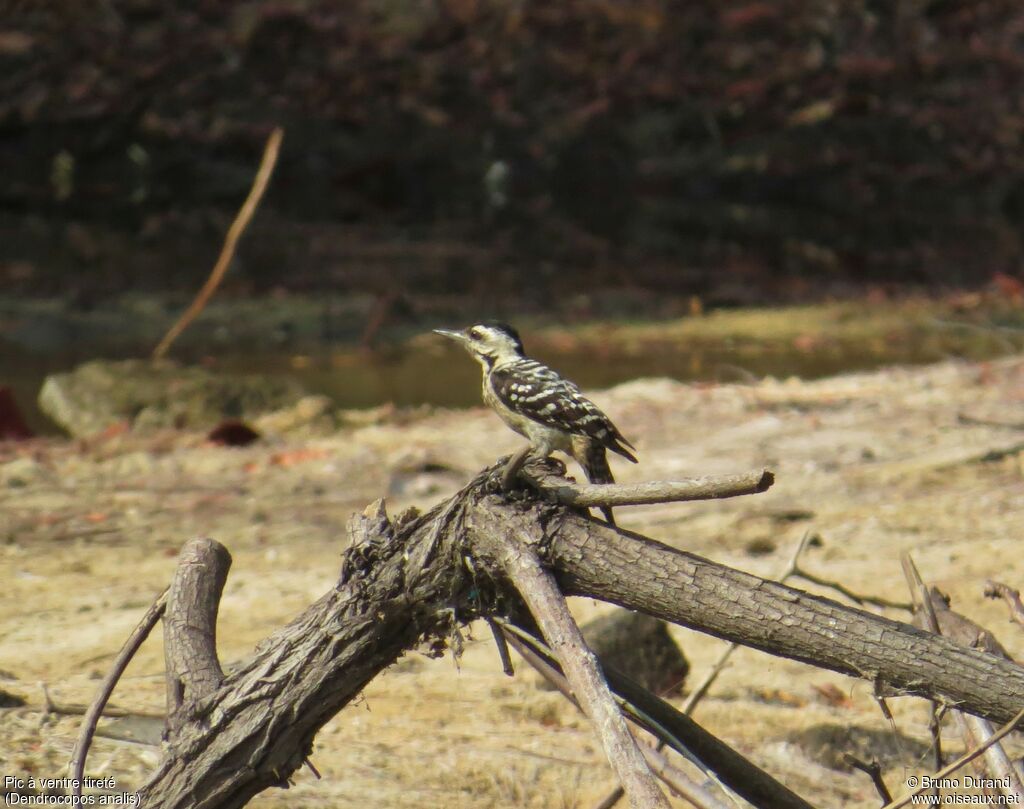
(434, 321), (637, 524)
(488, 359), (637, 463)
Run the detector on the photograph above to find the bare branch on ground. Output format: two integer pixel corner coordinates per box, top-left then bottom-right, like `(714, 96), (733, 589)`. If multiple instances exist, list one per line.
(78, 461), (1024, 808)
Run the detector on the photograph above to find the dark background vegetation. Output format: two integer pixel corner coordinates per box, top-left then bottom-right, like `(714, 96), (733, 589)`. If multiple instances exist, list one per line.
(4, 0), (1024, 307)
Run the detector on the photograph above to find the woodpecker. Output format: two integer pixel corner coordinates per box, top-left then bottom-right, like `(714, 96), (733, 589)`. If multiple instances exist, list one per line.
(434, 321), (637, 524)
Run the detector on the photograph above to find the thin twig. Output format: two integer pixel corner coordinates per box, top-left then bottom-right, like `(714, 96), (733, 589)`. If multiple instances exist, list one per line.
(843, 754), (893, 805)
(903, 554), (954, 804)
(498, 533), (670, 809)
(790, 536), (910, 611)
(879, 706), (1024, 809)
(152, 127), (283, 359)
(69, 588), (168, 800)
(486, 618), (515, 677)
(928, 704), (945, 775)
(40, 682), (55, 714)
(792, 567), (912, 611)
(984, 580), (1024, 631)
(525, 468), (774, 508)
(950, 708), (1024, 799)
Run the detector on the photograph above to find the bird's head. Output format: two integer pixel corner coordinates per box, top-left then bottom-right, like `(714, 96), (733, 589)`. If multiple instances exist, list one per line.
(433, 321), (525, 367)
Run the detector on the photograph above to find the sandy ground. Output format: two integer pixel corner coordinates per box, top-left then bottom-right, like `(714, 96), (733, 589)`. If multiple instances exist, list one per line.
(3, 355), (1024, 807)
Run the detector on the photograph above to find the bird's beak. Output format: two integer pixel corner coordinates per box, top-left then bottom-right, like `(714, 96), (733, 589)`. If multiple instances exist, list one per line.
(433, 328), (467, 344)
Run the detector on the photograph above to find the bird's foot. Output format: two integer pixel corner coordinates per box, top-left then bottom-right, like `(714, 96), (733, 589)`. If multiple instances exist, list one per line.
(481, 457), (534, 501)
(500, 464), (522, 493)
(483, 458), (517, 494)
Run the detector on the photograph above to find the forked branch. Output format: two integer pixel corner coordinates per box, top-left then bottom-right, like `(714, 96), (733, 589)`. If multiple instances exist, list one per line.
(163, 538), (231, 735)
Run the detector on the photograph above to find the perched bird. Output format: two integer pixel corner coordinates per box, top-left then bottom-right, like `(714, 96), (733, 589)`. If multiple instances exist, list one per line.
(434, 321), (637, 524)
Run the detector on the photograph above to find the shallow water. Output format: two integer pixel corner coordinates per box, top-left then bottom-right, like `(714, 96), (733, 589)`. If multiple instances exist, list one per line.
(6, 326), (1015, 435)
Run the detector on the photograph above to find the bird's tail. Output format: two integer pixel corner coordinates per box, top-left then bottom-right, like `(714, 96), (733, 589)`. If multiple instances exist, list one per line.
(580, 441), (617, 526)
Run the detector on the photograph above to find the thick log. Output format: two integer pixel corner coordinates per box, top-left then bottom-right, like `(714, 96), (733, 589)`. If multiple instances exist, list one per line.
(537, 518), (1024, 723)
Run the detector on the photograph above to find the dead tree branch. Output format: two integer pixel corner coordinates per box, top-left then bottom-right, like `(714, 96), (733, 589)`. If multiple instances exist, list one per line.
(842, 754), (893, 805)
(83, 462), (1024, 808)
(500, 620), (815, 809)
(526, 466), (773, 507)
(903, 556), (1024, 800)
(152, 127), (283, 360)
(881, 706), (1024, 809)
(502, 628), (729, 809)
(591, 530), (822, 809)
(163, 538), (231, 735)
(985, 580), (1024, 632)
(495, 530), (670, 809)
(537, 512), (1024, 724)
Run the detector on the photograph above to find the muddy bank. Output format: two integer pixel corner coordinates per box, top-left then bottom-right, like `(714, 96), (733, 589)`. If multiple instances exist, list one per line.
(5, 294), (1024, 436)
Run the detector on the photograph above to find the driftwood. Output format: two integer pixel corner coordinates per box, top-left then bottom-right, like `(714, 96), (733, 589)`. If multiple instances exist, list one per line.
(75, 459), (1024, 808)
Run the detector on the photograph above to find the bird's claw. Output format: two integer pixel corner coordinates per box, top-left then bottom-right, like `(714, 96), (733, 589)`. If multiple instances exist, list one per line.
(482, 457), (534, 500)
(500, 467), (521, 493)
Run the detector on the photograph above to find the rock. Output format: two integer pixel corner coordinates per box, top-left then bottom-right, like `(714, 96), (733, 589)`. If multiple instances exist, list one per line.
(39, 359), (315, 437)
(539, 609), (689, 696)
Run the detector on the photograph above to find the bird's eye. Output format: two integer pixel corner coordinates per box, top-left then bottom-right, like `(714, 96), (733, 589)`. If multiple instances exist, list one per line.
(468, 328), (483, 340)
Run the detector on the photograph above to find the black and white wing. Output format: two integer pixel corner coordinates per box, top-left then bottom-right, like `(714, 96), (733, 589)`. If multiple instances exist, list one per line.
(490, 360), (637, 462)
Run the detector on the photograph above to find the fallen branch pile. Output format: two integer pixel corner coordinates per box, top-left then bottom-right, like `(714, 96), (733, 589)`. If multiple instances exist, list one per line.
(73, 459), (1024, 808)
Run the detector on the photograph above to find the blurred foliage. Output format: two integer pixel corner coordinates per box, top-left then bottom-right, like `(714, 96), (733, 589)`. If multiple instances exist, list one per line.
(2, 0), (1024, 300)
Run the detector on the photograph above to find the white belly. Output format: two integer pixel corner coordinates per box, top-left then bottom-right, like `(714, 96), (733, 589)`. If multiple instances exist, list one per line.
(482, 375), (572, 456)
